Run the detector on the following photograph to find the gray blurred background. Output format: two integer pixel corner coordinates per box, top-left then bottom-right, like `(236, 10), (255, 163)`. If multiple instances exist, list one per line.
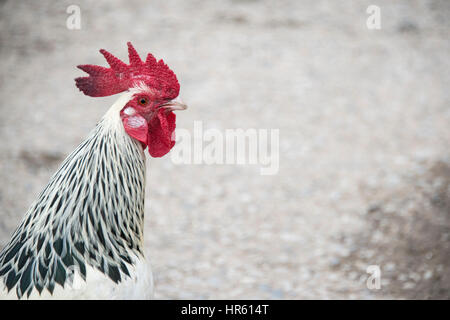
(0, 0), (449, 299)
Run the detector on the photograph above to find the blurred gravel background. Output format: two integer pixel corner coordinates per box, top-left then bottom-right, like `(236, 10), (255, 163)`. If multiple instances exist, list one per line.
(0, 0), (449, 299)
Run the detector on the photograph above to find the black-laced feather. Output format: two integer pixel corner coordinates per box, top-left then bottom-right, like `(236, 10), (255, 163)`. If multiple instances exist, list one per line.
(0, 114), (146, 299)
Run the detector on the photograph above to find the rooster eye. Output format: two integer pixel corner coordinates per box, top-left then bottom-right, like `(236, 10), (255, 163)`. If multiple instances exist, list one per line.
(138, 97), (148, 106)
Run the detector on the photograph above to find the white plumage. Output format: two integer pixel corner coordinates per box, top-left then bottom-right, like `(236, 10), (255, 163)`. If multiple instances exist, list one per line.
(0, 90), (154, 299)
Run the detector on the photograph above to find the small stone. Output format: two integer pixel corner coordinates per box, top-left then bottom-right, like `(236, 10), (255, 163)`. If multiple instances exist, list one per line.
(329, 257), (341, 268)
(367, 203), (381, 214)
(381, 278), (390, 286)
(384, 262), (396, 272)
(402, 282), (416, 290)
(409, 272), (421, 282)
(423, 270), (433, 280)
(398, 274), (407, 281)
(397, 20), (419, 33)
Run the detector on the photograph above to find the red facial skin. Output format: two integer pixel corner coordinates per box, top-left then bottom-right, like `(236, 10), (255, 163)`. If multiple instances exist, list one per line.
(120, 93), (176, 158)
(75, 42), (183, 157)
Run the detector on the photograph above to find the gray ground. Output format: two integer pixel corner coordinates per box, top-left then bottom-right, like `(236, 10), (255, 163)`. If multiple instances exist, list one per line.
(0, 0), (449, 299)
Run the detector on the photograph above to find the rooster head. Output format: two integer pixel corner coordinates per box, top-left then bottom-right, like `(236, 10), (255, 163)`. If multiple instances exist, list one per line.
(75, 42), (187, 157)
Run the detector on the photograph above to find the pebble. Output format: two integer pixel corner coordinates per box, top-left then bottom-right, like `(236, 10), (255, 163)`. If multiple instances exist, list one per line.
(423, 270), (433, 280)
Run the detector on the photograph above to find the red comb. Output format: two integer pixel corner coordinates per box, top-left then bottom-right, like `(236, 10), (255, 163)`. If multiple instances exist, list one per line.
(75, 42), (180, 99)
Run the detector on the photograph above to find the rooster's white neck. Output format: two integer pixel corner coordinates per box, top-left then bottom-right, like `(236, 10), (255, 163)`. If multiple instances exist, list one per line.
(0, 92), (147, 298)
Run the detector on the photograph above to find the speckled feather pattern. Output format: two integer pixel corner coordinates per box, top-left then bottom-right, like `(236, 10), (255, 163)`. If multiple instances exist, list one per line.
(0, 92), (151, 299)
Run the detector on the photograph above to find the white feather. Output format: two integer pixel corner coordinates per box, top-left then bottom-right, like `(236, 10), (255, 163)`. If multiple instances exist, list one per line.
(0, 88), (154, 300)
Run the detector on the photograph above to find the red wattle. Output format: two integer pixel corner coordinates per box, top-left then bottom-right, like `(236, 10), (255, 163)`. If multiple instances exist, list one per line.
(147, 110), (176, 158)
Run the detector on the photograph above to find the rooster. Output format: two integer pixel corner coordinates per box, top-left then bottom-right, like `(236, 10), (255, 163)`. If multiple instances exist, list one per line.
(0, 42), (187, 299)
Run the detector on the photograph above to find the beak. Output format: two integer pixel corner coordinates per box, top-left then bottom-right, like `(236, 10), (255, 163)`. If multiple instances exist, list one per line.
(161, 99), (188, 112)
